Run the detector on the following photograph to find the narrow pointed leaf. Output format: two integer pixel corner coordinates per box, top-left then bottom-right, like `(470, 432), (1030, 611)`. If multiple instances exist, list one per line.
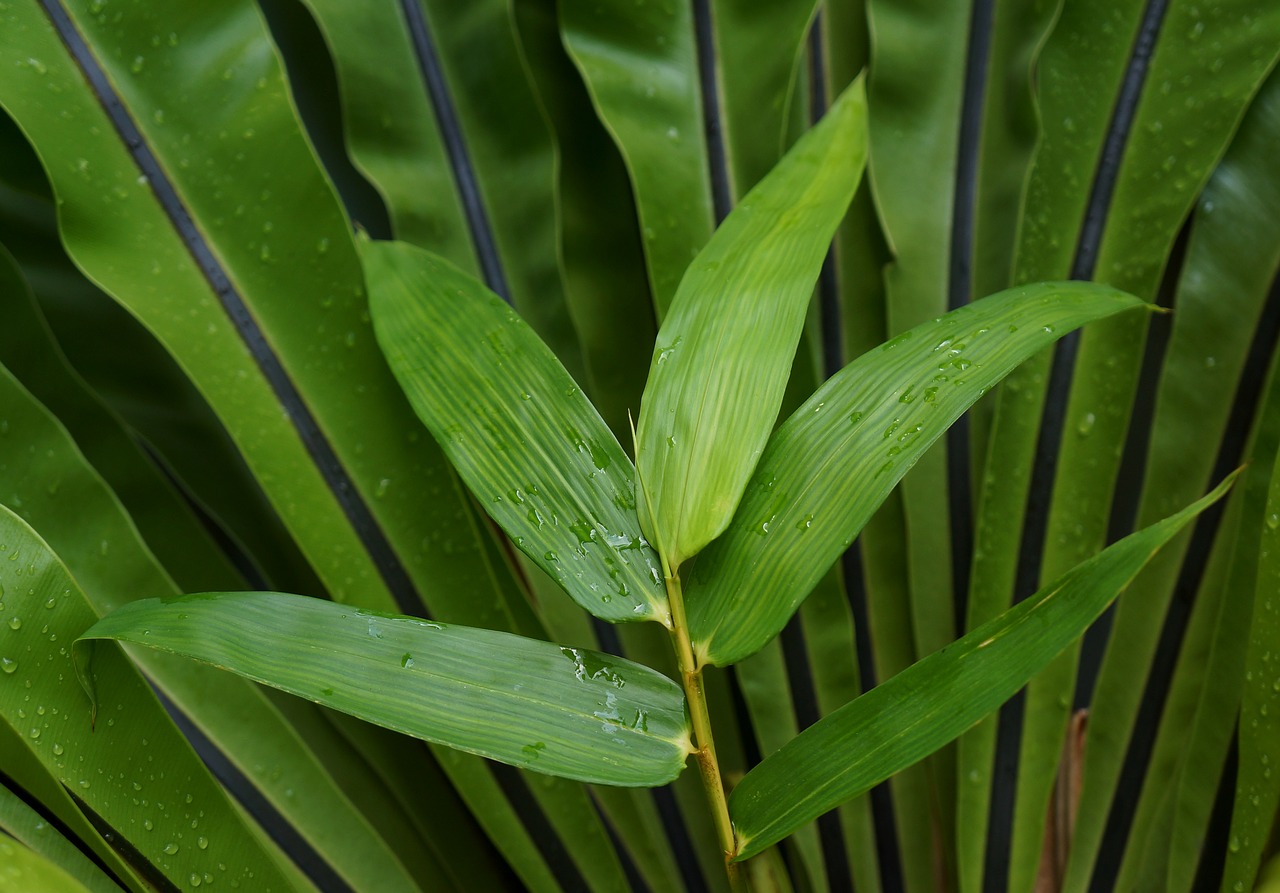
(76, 592), (692, 787)
(728, 472), (1237, 859)
(688, 281), (1147, 666)
(364, 238), (668, 624)
(634, 77), (868, 569)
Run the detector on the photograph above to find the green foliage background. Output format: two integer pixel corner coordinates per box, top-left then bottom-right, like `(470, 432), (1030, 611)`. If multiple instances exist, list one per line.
(0, 0), (1277, 891)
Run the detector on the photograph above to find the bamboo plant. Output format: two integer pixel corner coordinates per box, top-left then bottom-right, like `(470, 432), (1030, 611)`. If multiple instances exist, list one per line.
(0, 0), (1278, 891)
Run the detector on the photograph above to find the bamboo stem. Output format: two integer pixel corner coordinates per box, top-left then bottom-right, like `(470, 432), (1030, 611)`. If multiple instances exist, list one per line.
(665, 571), (748, 893)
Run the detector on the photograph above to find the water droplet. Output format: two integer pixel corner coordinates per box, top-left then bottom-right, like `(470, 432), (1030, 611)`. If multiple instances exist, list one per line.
(130, 55), (144, 73)
(52, 743), (63, 755)
(8, 617), (20, 631)
(400, 653), (414, 669)
(190, 873), (202, 887)
(1077, 413), (1096, 437)
(849, 411), (864, 425)
(1229, 835), (1241, 853)
(1, 657), (16, 674)
(795, 515), (813, 531)
(143, 819), (153, 831)
(544, 551), (558, 561)
(375, 478), (390, 498)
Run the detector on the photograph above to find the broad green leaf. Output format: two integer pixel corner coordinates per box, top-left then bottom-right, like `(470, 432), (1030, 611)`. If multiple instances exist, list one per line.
(76, 591), (693, 787)
(686, 281), (1147, 666)
(364, 237), (668, 624)
(296, 0), (584, 381)
(727, 472), (1237, 860)
(635, 78), (868, 569)
(0, 836), (93, 893)
(0, 343), (446, 892)
(0, 505), (298, 891)
(559, 0), (716, 313)
(1111, 64), (1280, 892)
(0, 779), (118, 893)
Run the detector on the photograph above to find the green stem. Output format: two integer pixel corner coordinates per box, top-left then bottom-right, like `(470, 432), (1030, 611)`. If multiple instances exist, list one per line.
(665, 571), (748, 893)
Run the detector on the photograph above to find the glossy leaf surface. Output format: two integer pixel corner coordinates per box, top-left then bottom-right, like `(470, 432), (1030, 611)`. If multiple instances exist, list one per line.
(0, 505), (296, 891)
(635, 77), (868, 569)
(364, 238), (668, 624)
(687, 281), (1146, 666)
(77, 591), (693, 787)
(728, 472), (1236, 859)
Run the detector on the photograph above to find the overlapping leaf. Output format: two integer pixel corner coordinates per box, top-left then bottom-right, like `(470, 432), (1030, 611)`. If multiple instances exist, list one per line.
(0, 505), (295, 891)
(686, 281), (1147, 666)
(76, 592), (693, 787)
(364, 238), (668, 624)
(634, 77), (868, 570)
(728, 472), (1236, 859)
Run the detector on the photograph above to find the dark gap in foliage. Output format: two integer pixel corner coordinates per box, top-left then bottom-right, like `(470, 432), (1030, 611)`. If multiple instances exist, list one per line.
(1103, 221), (1190, 547)
(591, 616), (625, 657)
(1192, 731), (1238, 892)
(65, 787), (183, 893)
(1075, 222), (1189, 709)
(1072, 0), (1170, 281)
(490, 764), (593, 893)
(983, 687), (1025, 893)
(398, 0), (511, 300)
(650, 785), (712, 893)
(801, 19), (855, 890)
(1092, 266), (1280, 888)
(591, 793), (652, 893)
(152, 687), (355, 893)
(0, 768), (132, 889)
(35, 0), (425, 619)
(258, 0), (392, 239)
(840, 540), (906, 893)
(727, 666), (764, 771)
(137, 440), (274, 592)
(991, 0), (1173, 880)
(946, 0), (995, 635)
(691, 0), (733, 221)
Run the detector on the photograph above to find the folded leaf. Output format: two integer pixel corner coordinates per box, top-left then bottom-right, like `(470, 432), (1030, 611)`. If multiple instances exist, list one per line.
(728, 471), (1238, 859)
(634, 77), (869, 569)
(364, 238), (668, 624)
(75, 592), (693, 788)
(686, 281), (1149, 666)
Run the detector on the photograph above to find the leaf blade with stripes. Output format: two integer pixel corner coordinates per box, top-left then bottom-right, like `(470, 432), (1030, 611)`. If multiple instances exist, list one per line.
(76, 592), (692, 787)
(635, 77), (869, 569)
(364, 238), (668, 624)
(728, 471), (1237, 859)
(686, 282), (1147, 666)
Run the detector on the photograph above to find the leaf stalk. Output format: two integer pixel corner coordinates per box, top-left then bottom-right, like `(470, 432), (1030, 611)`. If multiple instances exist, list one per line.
(665, 570), (747, 892)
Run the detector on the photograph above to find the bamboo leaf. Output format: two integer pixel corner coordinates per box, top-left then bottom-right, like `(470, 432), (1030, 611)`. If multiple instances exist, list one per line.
(363, 238), (668, 624)
(687, 281), (1147, 666)
(728, 472), (1237, 860)
(76, 592), (693, 787)
(635, 78), (868, 569)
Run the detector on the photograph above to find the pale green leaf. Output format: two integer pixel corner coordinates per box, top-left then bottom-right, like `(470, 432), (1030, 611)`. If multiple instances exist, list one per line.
(364, 238), (668, 625)
(687, 281), (1148, 666)
(76, 592), (693, 787)
(0, 836), (93, 893)
(728, 472), (1237, 860)
(634, 77), (868, 569)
